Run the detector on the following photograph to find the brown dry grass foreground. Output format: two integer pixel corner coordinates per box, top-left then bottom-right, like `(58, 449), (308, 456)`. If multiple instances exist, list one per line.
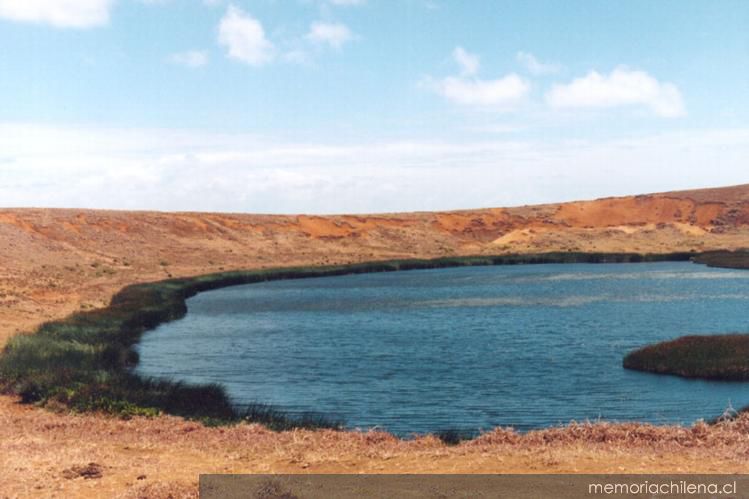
(2, 184), (749, 497)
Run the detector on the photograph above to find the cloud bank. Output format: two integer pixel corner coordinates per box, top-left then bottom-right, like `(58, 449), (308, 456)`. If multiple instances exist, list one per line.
(1, 123), (746, 213)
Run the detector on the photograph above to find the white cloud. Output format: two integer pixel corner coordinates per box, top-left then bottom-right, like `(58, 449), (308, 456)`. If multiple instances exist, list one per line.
(169, 50), (209, 68)
(0, 0), (114, 28)
(425, 48), (529, 108)
(218, 5), (274, 66)
(307, 21), (354, 49)
(453, 46), (479, 76)
(546, 67), (686, 118)
(429, 75), (529, 107)
(516, 51), (561, 75)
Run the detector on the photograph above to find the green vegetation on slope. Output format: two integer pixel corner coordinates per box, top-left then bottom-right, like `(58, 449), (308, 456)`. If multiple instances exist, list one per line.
(0, 252), (696, 428)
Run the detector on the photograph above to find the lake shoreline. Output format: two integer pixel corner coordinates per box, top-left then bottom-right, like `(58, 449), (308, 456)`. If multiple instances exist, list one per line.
(0, 250), (723, 435)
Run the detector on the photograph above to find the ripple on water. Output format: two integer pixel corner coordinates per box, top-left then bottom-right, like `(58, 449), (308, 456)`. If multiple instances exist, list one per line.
(136, 262), (749, 435)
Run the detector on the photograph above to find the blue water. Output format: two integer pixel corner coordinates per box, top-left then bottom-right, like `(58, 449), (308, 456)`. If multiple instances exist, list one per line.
(135, 262), (749, 435)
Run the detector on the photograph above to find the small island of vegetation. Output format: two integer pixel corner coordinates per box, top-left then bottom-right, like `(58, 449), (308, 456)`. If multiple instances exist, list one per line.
(623, 334), (749, 381)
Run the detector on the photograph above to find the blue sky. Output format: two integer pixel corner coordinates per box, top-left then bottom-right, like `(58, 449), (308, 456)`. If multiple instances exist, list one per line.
(0, 0), (747, 213)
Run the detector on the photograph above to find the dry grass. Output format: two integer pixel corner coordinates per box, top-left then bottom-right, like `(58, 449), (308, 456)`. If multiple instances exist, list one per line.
(3, 394), (749, 497)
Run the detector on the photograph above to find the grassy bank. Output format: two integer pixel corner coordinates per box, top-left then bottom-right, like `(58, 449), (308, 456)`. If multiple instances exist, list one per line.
(623, 250), (749, 382)
(0, 251), (697, 429)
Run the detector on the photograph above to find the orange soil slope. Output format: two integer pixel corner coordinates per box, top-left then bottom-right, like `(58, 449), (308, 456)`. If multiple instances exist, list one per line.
(2, 184), (749, 347)
(1, 184), (749, 497)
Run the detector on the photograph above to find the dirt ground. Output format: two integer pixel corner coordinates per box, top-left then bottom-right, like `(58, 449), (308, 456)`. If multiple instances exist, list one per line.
(3, 396), (749, 498)
(2, 184), (749, 497)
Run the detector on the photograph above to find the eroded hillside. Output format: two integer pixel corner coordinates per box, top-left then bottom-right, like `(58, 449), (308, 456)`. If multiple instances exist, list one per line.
(2, 184), (749, 346)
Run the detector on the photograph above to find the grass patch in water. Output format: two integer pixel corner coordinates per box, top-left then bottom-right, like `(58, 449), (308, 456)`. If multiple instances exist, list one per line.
(623, 334), (749, 381)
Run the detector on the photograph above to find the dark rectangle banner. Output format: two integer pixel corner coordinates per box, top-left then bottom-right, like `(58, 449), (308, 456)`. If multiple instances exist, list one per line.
(199, 474), (747, 498)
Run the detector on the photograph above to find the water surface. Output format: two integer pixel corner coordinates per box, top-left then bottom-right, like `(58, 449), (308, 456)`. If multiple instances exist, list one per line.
(136, 262), (749, 435)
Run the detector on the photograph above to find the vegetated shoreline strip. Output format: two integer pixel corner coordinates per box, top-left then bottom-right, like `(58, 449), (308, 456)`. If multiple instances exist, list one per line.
(623, 250), (749, 382)
(0, 250), (722, 433)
